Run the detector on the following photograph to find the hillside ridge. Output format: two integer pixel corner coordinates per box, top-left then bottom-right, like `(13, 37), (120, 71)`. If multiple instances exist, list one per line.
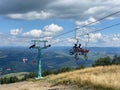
(0, 65), (120, 90)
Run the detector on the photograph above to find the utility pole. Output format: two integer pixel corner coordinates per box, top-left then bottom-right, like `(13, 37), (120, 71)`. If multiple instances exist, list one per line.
(29, 40), (51, 79)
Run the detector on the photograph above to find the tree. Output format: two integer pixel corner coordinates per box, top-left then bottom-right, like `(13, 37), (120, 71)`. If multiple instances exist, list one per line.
(9, 76), (18, 83)
(92, 56), (112, 67)
(2, 77), (9, 84)
(112, 54), (120, 65)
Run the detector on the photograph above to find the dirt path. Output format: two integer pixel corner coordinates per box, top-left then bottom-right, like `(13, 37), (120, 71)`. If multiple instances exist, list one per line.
(0, 81), (79, 90)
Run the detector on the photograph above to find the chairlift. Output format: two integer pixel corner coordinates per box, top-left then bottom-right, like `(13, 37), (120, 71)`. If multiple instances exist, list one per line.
(6, 68), (11, 71)
(22, 47), (30, 64)
(32, 60), (37, 64)
(31, 51), (37, 65)
(22, 57), (28, 63)
(70, 43), (89, 60)
(14, 68), (17, 71)
(0, 71), (2, 74)
(70, 32), (89, 60)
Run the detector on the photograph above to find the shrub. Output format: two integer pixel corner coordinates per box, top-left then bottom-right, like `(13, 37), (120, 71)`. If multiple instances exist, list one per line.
(92, 56), (112, 67)
(112, 54), (120, 65)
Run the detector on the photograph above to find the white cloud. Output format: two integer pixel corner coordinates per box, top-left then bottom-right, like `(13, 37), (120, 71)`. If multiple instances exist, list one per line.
(65, 33), (120, 47)
(42, 36), (52, 41)
(76, 17), (99, 26)
(59, 33), (103, 46)
(23, 29), (43, 37)
(69, 32), (102, 46)
(103, 0), (120, 5)
(10, 28), (22, 35)
(103, 34), (120, 42)
(84, 33), (120, 47)
(43, 32), (53, 36)
(85, 6), (108, 15)
(88, 33), (102, 43)
(112, 37), (119, 41)
(43, 24), (63, 32)
(43, 24), (63, 36)
(7, 11), (53, 20)
(0, 33), (27, 46)
(3, 0), (120, 21)
(66, 38), (76, 43)
(98, 34), (120, 47)
(22, 24), (63, 38)
(49, 38), (61, 45)
(1, 30), (120, 47)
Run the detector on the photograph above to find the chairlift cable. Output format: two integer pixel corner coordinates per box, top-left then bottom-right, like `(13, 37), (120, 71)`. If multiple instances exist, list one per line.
(50, 10), (120, 40)
(79, 22), (120, 37)
(51, 22), (120, 46)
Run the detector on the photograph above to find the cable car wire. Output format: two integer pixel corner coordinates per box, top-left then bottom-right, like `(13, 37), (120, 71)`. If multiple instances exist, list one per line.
(83, 22), (120, 35)
(51, 22), (120, 45)
(51, 10), (120, 40)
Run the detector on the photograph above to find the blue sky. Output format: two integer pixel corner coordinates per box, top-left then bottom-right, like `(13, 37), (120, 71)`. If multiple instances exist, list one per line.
(0, 0), (120, 47)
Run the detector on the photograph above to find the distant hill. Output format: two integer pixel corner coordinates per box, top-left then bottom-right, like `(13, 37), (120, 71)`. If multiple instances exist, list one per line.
(0, 46), (120, 75)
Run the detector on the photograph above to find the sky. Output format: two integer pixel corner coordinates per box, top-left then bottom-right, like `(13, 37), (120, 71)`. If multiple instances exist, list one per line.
(0, 0), (120, 47)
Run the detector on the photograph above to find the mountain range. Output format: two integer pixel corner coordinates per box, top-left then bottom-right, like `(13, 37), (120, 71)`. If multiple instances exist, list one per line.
(0, 46), (120, 75)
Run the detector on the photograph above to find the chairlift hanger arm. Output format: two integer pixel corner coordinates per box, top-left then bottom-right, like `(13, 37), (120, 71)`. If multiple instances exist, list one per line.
(31, 40), (48, 43)
(30, 40), (50, 49)
(29, 44), (36, 49)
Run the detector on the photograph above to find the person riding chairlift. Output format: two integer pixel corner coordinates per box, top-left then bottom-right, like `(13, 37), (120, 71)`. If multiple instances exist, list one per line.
(73, 44), (78, 53)
(77, 44), (84, 55)
(73, 43), (80, 60)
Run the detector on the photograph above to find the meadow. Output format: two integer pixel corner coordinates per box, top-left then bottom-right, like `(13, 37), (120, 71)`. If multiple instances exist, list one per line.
(46, 65), (120, 90)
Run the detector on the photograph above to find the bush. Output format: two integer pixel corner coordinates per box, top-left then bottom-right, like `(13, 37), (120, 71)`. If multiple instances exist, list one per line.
(0, 76), (19, 84)
(42, 67), (74, 76)
(42, 70), (53, 76)
(75, 65), (85, 70)
(9, 76), (19, 83)
(22, 72), (37, 80)
(92, 56), (112, 67)
(112, 54), (120, 65)
(54, 67), (72, 74)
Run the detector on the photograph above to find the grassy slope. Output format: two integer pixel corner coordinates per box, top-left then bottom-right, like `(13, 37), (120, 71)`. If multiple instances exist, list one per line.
(46, 65), (120, 90)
